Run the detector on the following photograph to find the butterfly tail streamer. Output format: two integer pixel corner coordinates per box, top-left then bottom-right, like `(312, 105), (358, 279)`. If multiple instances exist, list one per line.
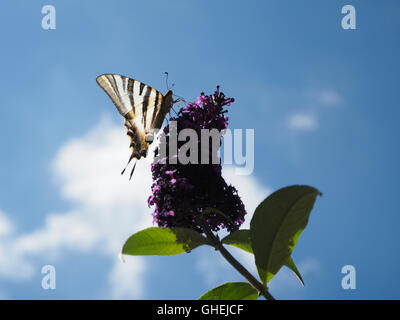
(129, 160), (138, 180)
(121, 153), (135, 175)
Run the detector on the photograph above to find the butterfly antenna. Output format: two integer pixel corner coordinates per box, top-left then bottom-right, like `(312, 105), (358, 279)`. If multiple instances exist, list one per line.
(129, 160), (137, 181)
(165, 72), (176, 91)
(165, 72), (169, 90)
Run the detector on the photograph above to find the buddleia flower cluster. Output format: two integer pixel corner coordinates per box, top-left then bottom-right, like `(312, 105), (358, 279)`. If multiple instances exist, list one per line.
(148, 87), (246, 233)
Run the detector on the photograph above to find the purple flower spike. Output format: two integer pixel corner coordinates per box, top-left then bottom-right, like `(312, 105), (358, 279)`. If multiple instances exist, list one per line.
(148, 87), (246, 233)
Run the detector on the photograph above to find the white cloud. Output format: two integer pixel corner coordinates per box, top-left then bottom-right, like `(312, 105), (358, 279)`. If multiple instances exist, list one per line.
(0, 210), (35, 280)
(0, 118), (155, 297)
(0, 210), (13, 237)
(14, 212), (99, 255)
(308, 89), (342, 107)
(108, 255), (146, 299)
(287, 113), (318, 131)
(0, 241), (34, 281)
(284, 88), (342, 135)
(298, 257), (321, 275)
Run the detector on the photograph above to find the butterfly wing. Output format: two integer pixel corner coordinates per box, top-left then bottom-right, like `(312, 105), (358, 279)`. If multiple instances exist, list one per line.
(128, 84), (165, 133)
(96, 74), (172, 160)
(96, 74), (138, 116)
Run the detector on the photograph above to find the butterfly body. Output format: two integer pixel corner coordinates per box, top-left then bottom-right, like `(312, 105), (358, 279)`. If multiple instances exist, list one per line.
(96, 74), (174, 162)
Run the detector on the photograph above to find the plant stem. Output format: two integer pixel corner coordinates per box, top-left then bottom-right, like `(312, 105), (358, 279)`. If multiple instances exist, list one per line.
(202, 224), (275, 300)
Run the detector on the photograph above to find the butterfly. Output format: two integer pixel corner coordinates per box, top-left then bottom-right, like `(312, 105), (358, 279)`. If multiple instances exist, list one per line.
(96, 74), (174, 178)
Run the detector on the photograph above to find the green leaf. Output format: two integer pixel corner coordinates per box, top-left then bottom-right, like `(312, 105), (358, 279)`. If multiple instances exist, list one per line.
(222, 229), (305, 285)
(285, 256), (304, 287)
(122, 227), (211, 256)
(199, 282), (258, 300)
(221, 229), (253, 254)
(261, 257), (305, 286)
(250, 185), (320, 285)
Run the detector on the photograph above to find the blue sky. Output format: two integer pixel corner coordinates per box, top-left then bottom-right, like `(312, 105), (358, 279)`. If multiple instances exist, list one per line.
(0, 0), (399, 299)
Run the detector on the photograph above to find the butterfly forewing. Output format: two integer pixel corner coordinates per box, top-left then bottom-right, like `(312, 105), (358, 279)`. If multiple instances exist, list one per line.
(96, 74), (173, 163)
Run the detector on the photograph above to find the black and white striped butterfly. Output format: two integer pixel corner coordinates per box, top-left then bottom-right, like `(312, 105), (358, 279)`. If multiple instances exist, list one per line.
(96, 74), (174, 177)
